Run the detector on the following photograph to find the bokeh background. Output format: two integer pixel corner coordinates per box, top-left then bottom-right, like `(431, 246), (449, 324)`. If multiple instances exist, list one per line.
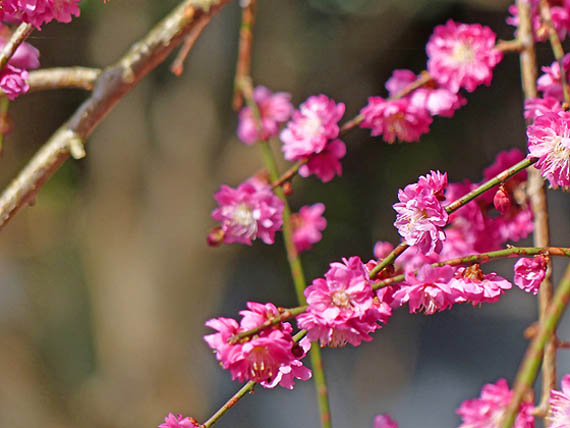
(0, 0), (569, 427)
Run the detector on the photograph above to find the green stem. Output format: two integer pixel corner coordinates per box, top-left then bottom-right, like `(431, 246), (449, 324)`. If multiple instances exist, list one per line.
(500, 263), (570, 428)
(202, 381), (256, 428)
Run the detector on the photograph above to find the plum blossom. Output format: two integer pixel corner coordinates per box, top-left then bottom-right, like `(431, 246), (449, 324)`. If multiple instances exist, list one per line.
(514, 257), (547, 295)
(0, 65), (29, 100)
(426, 20), (503, 93)
(280, 95), (345, 161)
(158, 414), (198, 428)
(205, 302), (308, 385)
(450, 265), (512, 306)
(298, 139), (346, 182)
(393, 170), (449, 255)
(392, 264), (457, 314)
(292, 203), (327, 252)
(549, 374), (570, 428)
(457, 378), (535, 428)
(374, 414), (398, 428)
(524, 97), (563, 120)
(296, 257), (392, 347)
(261, 337), (312, 390)
(211, 177), (284, 245)
(360, 97), (432, 143)
(374, 241), (395, 261)
(1, 0), (81, 29)
(537, 54), (570, 102)
(527, 111), (570, 189)
(237, 86), (292, 144)
(507, 0), (570, 42)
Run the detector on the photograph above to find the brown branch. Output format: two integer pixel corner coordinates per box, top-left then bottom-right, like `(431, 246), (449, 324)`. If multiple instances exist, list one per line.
(232, 0), (257, 110)
(27, 67), (102, 92)
(511, 0), (556, 422)
(0, 0), (232, 230)
(169, 14), (212, 76)
(0, 23), (34, 73)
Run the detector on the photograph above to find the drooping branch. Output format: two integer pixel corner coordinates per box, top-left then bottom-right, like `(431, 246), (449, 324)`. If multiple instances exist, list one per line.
(28, 67), (102, 92)
(0, 0), (232, 230)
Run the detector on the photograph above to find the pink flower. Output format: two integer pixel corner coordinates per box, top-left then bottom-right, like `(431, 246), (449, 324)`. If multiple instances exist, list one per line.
(212, 177), (284, 245)
(280, 95), (345, 161)
(298, 139), (346, 182)
(374, 414), (398, 428)
(514, 257), (547, 295)
(393, 171), (449, 255)
(426, 20), (503, 93)
(385, 69), (416, 97)
(292, 203), (327, 252)
(3, 0), (81, 28)
(261, 337), (312, 390)
(524, 97), (563, 120)
(507, 1), (570, 42)
(205, 302), (304, 384)
(159, 413), (198, 428)
(537, 54), (570, 102)
(410, 87), (466, 117)
(450, 265), (512, 306)
(527, 111), (570, 189)
(392, 265), (456, 314)
(0, 25), (40, 70)
(237, 86), (293, 145)
(297, 257), (392, 347)
(0, 65), (29, 100)
(360, 97), (432, 143)
(457, 378), (535, 428)
(549, 374), (570, 428)
(374, 241), (395, 260)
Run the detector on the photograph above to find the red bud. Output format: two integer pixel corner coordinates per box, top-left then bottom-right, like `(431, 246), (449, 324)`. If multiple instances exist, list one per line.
(493, 186), (511, 215)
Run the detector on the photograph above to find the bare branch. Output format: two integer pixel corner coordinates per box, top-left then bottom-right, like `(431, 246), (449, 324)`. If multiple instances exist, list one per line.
(28, 67), (102, 92)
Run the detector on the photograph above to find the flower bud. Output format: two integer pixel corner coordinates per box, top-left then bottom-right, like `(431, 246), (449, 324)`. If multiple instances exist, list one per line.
(206, 226), (225, 247)
(493, 186), (511, 215)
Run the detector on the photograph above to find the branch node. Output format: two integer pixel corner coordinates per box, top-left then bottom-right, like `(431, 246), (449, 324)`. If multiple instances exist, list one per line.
(66, 130), (86, 160)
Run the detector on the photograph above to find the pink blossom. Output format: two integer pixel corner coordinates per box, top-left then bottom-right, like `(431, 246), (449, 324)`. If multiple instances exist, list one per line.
(0, 25), (40, 70)
(410, 87), (466, 117)
(237, 86), (293, 145)
(493, 187), (511, 215)
(296, 257), (392, 347)
(261, 337), (312, 390)
(0, 65), (29, 100)
(298, 139), (346, 182)
(538, 54), (570, 102)
(514, 257), (547, 295)
(280, 95), (345, 161)
(212, 178), (284, 245)
(426, 20), (503, 93)
(392, 264), (456, 314)
(524, 97), (563, 120)
(374, 414), (398, 428)
(292, 203), (327, 252)
(360, 97), (432, 143)
(159, 413), (198, 428)
(205, 302), (303, 384)
(507, 1), (570, 42)
(450, 265), (512, 306)
(393, 171), (449, 255)
(385, 69), (416, 97)
(527, 111), (570, 188)
(549, 374), (570, 428)
(374, 241), (395, 260)
(3, 0), (81, 28)
(457, 378), (535, 428)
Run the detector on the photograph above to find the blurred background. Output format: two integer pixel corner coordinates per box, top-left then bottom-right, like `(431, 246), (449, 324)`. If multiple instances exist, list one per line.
(0, 0), (569, 427)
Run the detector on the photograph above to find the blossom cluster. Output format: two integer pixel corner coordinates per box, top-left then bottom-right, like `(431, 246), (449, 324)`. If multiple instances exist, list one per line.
(507, 0), (570, 42)
(0, 0), (80, 29)
(204, 301), (312, 388)
(359, 20), (503, 143)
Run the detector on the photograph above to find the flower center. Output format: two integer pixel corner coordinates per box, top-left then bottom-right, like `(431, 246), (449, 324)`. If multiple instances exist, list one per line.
(248, 346), (274, 381)
(301, 112), (323, 138)
(233, 203), (255, 226)
(452, 42), (475, 64)
(331, 290), (351, 308)
(553, 137), (570, 160)
(387, 112), (406, 138)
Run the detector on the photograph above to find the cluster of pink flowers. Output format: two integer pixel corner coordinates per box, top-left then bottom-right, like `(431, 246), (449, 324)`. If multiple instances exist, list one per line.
(211, 177), (284, 245)
(549, 373), (570, 428)
(159, 414), (198, 428)
(291, 203), (327, 252)
(359, 20), (502, 143)
(457, 379), (535, 428)
(280, 95), (346, 182)
(204, 302), (311, 387)
(0, 0), (81, 29)
(393, 170), (449, 255)
(237, 86), (293, 144)
(0, 25), (40, 100)
(296, 257), (392, 347)
(507, 0), (570, 42)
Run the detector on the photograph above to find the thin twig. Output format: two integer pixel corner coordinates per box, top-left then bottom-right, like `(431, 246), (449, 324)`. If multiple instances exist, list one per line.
(169, 15), (212, 76)
(0, 23), (34, 73)
(27, 67), (102, 92)
(0, 0), (232, 230)
(232, 0), (257, 110)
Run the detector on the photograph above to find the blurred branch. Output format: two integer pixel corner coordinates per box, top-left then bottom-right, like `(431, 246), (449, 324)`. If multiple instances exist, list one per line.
(0, 23), (34, 72)
(232, 0), (257, 110)
(0, 0), (232, 230)
(170, 14), (212, 75)
(28, 67), (102, 92)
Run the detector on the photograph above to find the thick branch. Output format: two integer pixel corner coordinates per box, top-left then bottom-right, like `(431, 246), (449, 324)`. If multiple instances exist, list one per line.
(0, 0), (232, 230)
